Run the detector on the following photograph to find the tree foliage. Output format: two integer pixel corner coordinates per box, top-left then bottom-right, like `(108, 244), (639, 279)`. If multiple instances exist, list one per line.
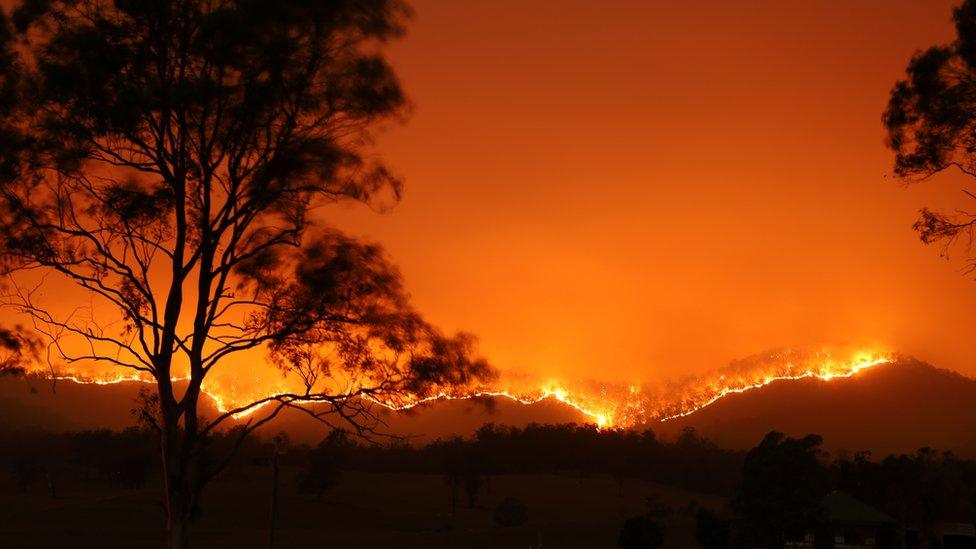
(0, 0), (490, 429)
(832, 447), (976, 546)
(885, 0), (976, 267)
(296, 428), (348, 500)
(0, 325), (40, 377)
(732, 431), (828, 548)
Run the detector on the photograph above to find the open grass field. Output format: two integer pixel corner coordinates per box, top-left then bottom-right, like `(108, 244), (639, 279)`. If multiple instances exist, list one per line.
(0, 468), (724, 548)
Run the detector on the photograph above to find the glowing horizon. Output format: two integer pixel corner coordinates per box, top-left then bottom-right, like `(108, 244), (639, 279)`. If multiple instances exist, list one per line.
(40, 346), (894, 430)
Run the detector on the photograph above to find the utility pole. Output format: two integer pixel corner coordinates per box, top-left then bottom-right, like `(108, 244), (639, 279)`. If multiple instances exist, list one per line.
(267, 434), (283, 549)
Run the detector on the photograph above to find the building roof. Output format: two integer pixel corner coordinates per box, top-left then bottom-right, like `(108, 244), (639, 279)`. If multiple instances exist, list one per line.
(822, 491), (897, 526)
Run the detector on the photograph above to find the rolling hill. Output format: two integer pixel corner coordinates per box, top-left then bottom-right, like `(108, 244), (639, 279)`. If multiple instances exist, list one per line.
(0, 374), (587, 442)
(656, 358), (976, 456)
(2, 358), (974, 456)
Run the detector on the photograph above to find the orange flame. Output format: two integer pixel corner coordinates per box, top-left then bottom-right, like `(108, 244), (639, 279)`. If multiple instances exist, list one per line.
(45, 348), (892, 429)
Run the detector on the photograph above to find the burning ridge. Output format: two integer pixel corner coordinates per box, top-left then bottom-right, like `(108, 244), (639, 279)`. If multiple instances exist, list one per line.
(43, 347), (893, 429)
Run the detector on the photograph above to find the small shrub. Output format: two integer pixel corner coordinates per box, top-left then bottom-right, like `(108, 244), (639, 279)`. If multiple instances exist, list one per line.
(619, 515), (664, 549)
(493, 496), (528, 527)
(695, 508), (731, 549)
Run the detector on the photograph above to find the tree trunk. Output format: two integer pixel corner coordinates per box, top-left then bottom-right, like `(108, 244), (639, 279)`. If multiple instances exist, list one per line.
(46, 471), (57, 499)
(160, 394), (198, 549)
(267, 446), (280, 549)
(168, 511), (190, 549)
(164, 478), (195, 549)
(450, 479), (458, 516)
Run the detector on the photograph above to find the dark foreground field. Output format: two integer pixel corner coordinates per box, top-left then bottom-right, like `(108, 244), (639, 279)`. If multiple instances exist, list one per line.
(0, 469), (721, 548)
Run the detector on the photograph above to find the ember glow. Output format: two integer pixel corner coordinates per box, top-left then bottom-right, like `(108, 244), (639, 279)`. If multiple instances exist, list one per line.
(47, 347), (892, 430)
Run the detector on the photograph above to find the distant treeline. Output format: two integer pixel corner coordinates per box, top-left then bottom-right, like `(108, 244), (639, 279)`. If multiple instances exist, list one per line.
(334, 423), (745, 496)
(0, 422), (743, 497)
(0, 426), (284, 494)
(4, 422), (976, 544)
(0, 427), (158, 494)
(831, 447), (976, 532)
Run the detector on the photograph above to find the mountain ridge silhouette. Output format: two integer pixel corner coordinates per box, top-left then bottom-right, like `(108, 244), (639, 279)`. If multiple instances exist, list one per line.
(2, 358), (972, 455)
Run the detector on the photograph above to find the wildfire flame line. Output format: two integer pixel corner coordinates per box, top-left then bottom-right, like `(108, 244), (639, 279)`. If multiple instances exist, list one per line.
(654, 355), (891, 422)
(369, 387), (613, 428)
(43, 349), (893, 429)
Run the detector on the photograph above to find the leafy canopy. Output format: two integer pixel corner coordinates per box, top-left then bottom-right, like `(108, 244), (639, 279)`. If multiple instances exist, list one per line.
(885, 0), (976, 265)
(0, 0), (491, 432)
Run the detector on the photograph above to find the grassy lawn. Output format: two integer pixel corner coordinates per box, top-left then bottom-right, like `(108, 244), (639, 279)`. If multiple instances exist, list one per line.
(0, 469), (724, 548)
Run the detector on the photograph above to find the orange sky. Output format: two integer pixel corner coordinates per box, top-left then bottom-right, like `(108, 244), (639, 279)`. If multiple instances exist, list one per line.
(323, 0), (976, 383)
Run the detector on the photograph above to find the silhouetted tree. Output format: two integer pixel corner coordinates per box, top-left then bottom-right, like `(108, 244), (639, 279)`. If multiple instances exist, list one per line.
(463, 465), (483, 509)
(0, 2), (492, 547)
(297, 430), (348, 500)
(458, 437), (486, 509)
(733, 431), (828, 548)
(440, 436), (484, 513)
(884, 0), (976, 271)
(266, 432), (288, 549)
(609, 440), (635, 496)
(618, 515), (664, 549)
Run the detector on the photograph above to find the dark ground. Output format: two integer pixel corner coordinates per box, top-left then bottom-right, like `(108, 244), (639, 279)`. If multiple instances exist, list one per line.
(0, 468), (722, 548)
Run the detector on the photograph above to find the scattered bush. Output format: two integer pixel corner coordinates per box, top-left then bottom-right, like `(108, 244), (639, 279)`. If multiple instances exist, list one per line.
(618, 515), (664, 549)
(493, 496), (528, 527)
(695, 508), (731, 549)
